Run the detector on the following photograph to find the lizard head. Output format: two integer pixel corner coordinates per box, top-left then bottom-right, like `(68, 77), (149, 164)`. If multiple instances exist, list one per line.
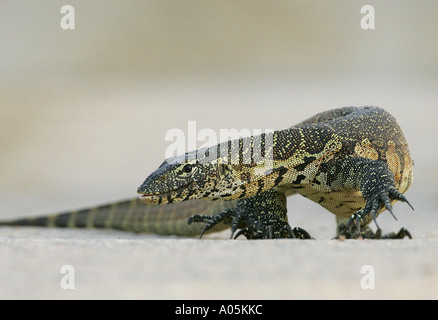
(137, 148), (240, 204)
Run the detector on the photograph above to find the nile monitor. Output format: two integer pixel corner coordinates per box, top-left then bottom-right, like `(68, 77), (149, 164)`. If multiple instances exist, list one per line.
(0, 106), (414, 239)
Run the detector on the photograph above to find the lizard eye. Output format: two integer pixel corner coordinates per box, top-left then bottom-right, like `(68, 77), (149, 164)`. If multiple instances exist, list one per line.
(183, 164), (193, 173)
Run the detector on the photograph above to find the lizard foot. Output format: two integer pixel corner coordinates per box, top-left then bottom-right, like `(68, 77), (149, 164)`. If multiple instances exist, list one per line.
(347, 187), (414, 239)
(232, 224), (313, 240)
(336, 224), (411, 239)
(188, 189), (313, 239)
(288, 227), (313, 239)
(380, 227), (412, 239)
(346, 187), (414, 238)
(188, 212), (312, 240)
(336, 224), (377, 239)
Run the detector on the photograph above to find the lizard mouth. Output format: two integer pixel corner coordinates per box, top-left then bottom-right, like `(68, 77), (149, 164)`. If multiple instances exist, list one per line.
(138, 183), (195, 204)
(139, 192), (175, 204)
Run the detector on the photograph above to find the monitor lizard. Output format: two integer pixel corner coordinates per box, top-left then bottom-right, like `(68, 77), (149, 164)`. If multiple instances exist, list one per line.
(0, 106), (414, 239)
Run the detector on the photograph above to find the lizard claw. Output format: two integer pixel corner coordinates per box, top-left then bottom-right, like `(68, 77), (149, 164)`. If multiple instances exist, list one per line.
(232, 227), (248, 239)
(188, 214), (223, 239)
(389, 187), (414, 211)
(347, 187), (413, 238)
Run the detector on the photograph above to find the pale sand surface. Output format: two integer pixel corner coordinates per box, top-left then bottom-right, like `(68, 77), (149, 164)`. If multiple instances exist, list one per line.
(1, 1), (437, 300)
(1, 229), (437, 299)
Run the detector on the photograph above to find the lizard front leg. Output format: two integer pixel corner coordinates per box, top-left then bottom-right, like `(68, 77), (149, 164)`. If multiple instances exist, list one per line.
(188, 189), (312, 239)
(334, 157), (414, 239)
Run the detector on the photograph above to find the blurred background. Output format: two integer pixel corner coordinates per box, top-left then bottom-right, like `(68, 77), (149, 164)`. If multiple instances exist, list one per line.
(1, 0), (437, 237)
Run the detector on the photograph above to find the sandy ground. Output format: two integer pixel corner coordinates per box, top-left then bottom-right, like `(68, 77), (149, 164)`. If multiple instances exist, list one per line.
(1, 1), (438, 300)
(1, 229), (437, 300)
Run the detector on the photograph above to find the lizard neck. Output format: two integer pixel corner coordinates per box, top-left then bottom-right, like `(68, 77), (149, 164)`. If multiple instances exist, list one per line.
(212, 130), (293, 200)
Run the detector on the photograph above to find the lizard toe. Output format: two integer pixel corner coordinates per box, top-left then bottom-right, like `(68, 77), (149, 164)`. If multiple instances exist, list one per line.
(346, 187), (413, 239)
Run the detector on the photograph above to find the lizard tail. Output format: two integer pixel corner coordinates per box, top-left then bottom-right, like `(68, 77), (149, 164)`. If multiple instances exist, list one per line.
(0, 198), (233, 236)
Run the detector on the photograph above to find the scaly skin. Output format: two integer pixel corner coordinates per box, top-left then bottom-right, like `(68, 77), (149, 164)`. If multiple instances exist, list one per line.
(0, 198), (236, 236)
(137, 106), (414, 239)
(1, 106), (414, 239)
